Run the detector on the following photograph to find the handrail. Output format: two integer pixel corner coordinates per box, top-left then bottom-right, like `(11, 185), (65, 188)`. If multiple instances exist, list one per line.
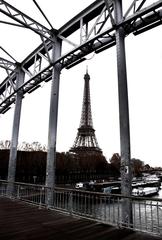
(0, 179), (161, 202)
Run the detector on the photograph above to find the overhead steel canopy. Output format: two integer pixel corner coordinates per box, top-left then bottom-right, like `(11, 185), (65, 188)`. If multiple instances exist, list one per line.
(0, 0), (162, 114)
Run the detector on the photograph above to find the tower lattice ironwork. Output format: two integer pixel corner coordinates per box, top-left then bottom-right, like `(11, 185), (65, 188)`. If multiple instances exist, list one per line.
(70, 69), (102, 154)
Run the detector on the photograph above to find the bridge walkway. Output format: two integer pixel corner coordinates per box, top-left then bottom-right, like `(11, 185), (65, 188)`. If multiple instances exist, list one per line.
(0, 197), (161, 240)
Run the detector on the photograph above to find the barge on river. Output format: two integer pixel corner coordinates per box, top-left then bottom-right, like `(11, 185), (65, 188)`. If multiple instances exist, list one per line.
(132, 187), (159, 197)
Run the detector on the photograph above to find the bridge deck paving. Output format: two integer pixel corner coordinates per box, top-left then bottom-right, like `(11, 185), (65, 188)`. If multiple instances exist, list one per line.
(0, 197), (161, 240)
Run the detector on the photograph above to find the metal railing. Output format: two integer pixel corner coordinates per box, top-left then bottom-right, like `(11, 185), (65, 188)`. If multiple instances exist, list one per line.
(0, 180), (162, 236)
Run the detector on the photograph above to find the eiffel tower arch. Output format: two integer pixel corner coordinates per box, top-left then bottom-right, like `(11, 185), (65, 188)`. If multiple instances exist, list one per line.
(70, 68), (102, 155)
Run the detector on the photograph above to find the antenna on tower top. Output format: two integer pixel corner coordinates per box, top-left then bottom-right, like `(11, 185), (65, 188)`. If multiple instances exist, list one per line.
(86, 65), (88, 74)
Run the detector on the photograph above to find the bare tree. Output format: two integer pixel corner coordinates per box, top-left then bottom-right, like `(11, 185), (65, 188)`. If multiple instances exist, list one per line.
(18, 141), (47, 152)
(30, 142), (44, 151)
(0, 140), (11, 149)
(18, 141), (31, 151)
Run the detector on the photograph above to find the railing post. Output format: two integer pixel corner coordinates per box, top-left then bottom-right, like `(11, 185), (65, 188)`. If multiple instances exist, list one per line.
(45, 35), (62, 207)
(39, 187), (43, 209)
(17, 184), (20, 199)
(68, 192), (73, 215)
(0, 180), (3, 196)
(114, 0), (132, 226)
(7, 68), (25, 197)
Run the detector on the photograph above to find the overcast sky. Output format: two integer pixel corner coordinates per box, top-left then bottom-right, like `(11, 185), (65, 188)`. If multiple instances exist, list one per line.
(0, 0), (162, 167)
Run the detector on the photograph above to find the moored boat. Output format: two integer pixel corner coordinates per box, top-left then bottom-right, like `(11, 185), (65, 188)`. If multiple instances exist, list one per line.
(132, 187), (159, 197)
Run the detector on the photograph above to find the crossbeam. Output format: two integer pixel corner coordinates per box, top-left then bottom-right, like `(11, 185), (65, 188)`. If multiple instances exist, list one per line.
(0, 57), (16, 72)
(0, 0), (161, 114)
(0, 0), (52, 41)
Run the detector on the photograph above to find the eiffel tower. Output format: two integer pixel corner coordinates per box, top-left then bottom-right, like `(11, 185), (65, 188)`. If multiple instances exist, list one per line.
(70, 68), (102, 154)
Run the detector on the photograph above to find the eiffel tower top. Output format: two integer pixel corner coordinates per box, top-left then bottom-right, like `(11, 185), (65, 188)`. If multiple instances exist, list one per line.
(70, 68), (102, 154)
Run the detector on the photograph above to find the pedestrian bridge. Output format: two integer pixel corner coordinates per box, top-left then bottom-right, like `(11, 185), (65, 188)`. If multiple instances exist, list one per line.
(0, 180), (162, 236)
(0, 180), (162, 239)
(0, 197), (162, 240)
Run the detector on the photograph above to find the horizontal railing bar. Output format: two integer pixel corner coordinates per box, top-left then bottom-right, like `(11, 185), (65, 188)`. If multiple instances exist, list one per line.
(0, 179), (162, 202)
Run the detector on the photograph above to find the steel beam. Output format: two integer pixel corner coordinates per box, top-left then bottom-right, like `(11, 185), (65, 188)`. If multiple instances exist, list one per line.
(7, 68), (25, 196)
(104, 0), (115, 25)
(0, 0), (52, 41)
(0, 57), (16, 72)
(58, 0), (107, 37)
(0, 1), (162, 115)
(114, 0), (132, 226)
(45, 37), (62, 206)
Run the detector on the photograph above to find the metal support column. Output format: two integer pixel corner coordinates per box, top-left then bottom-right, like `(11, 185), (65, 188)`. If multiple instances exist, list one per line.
(7, 68), (25, 196)
(45, 36), (62, 206)
(114, 0), (132, 225)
